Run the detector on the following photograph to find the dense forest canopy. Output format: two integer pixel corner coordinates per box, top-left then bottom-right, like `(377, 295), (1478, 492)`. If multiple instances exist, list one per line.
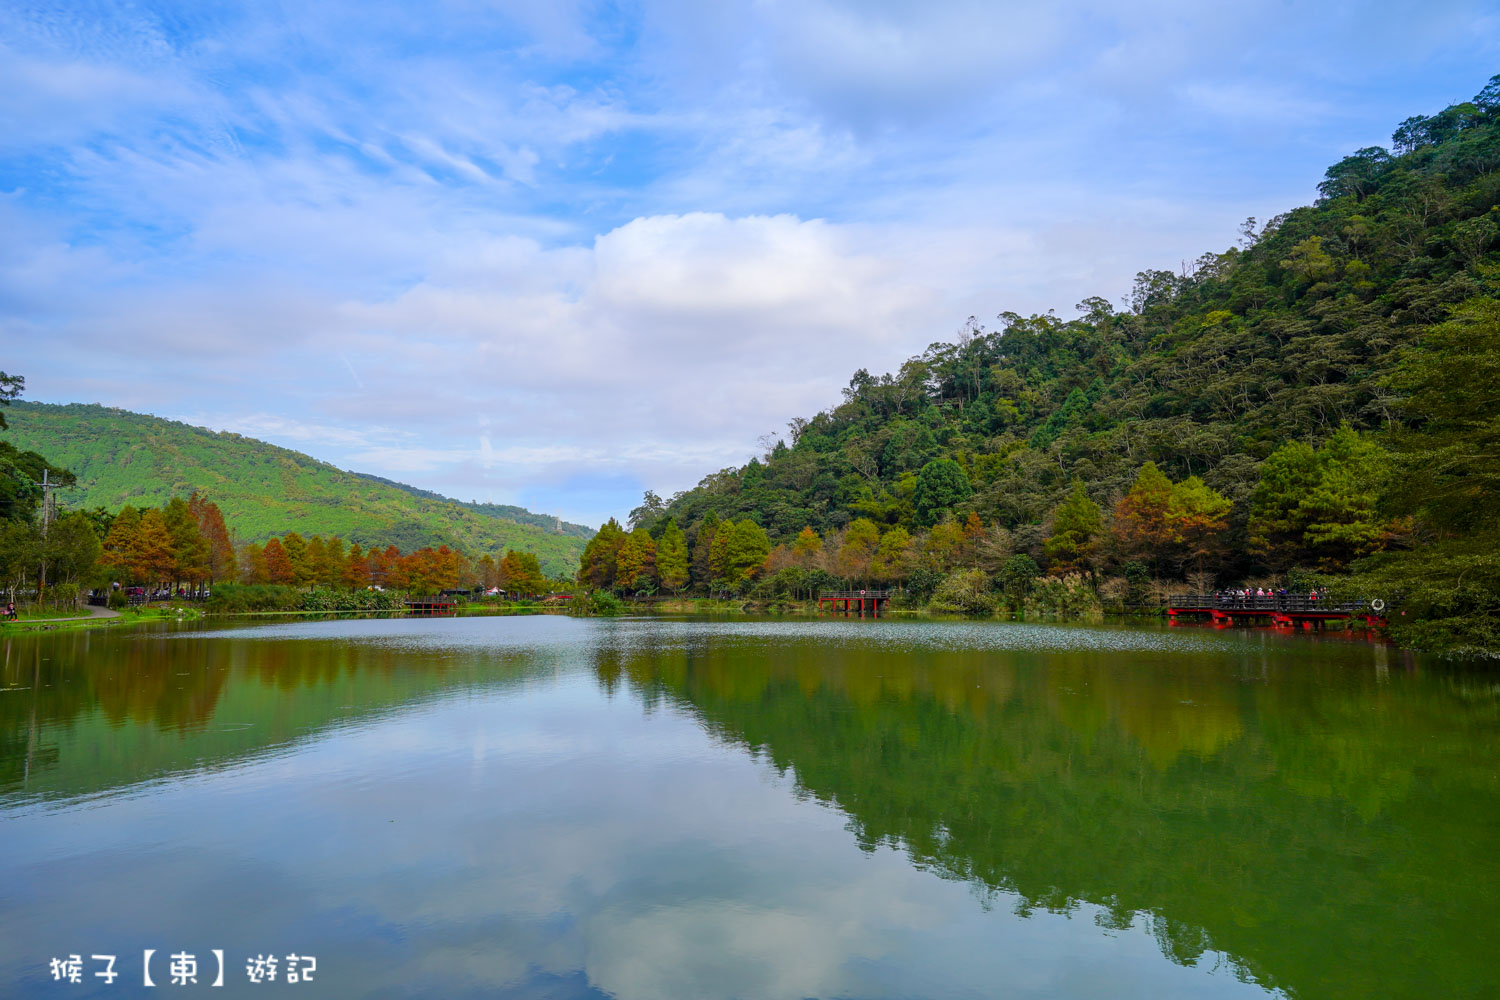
(591, 76), (1500, 653)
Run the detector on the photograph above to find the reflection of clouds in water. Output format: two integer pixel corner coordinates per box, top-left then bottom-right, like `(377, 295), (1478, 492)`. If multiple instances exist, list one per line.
(188, 613), (1245, 658)
(182, 613), (594, 651)
(0, 673), (1271, 999)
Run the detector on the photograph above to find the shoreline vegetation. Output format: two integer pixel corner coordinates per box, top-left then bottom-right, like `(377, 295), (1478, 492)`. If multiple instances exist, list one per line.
(4, 80), (1500, 657)
(0, 595), (1385, 638)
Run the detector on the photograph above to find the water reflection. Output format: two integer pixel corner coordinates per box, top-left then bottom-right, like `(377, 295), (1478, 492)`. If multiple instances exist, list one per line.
(592, 619), (1499, 999)
(0, 618), (572, 802)
(0, 616), (1495, 1000)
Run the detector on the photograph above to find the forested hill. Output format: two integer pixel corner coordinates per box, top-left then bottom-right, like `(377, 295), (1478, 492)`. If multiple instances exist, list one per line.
(351, 472), (594, 539)
(638, 78), (1500, 648)
(5, 402), (588, 576)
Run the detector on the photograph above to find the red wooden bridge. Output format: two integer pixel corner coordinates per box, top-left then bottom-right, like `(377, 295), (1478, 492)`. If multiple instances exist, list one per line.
(1167, 594), (1389, 629)
(405, 599), (457, 615)
(818, 590), (891, 617)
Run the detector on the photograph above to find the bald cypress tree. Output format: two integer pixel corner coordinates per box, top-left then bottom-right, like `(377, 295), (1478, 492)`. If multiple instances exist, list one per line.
(656, 520), (689, 593)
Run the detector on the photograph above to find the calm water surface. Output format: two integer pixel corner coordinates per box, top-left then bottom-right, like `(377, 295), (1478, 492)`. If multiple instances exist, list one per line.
(2, 615), (1496, 998)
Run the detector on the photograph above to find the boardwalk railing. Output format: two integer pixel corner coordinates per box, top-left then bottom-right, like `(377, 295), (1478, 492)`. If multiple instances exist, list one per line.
(817, 589), (892, 617)
(1167, 594), (1385, 615)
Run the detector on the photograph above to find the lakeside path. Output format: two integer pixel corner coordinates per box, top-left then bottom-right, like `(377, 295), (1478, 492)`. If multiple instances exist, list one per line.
(66, 605), (122, 622)
(4, 605), (122, 628)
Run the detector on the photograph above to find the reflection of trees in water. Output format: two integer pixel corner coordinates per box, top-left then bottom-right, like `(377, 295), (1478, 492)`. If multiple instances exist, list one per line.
(596, 636), (1500, 1000)
(0, 632), (544, 800)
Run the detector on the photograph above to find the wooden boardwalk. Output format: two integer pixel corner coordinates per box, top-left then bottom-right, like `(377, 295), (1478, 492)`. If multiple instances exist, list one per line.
(1167, 594), (1388, 629)
(818, 590), (891, 617)
(405, 599), (457, 615)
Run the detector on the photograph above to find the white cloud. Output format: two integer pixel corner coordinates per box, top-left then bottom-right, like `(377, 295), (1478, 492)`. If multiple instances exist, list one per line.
(5, 0), (1496, 526)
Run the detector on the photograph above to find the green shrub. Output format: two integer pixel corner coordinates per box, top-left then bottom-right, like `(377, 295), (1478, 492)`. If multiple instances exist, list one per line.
(300, 587), (406, 611)
(1024, 574), (1103, 619)
(570, 590), (624, 616)
(47, 583), (80, 608)
(207, 584), (407, 613)
(929, 569), (997, 615)
(998, 554), (1041, 610)
(205, 583), (303, 612)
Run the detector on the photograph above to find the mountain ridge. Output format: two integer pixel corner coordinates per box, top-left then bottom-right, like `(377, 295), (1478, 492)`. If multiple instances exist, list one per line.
(4, 401), (588, 576)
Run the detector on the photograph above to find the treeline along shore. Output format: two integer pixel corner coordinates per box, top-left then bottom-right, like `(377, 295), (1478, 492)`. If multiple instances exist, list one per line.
(576, 78), (1500, 656)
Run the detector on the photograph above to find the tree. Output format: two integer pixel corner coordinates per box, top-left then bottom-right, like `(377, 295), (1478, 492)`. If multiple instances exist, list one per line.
(656, 520), (689, 592)
(305, 536), (329, 586)
(871, 525), (913, 584)
(913, 459), (972, 526)
(384, 546), (411, 591)
(1388, 298), (1500, 535)
(691, 513), (720, 589)
(371, 545), (400, 589)
(929, 568), (996, 615)
(726, 520), (772, 586)
(0, 521), (39, 600)
(45, 511), (102, 591)
(1355, 298), (1500, 650)
(998, 554), (1040, 610)
(320, 536), (347, 587)
(1297, 428), (1390, 569)
(1044, 481), (1102, 574)
(134, 509), (177, 586)
(960, 512), (986, 568)
(160, 497), (208, 586)
(1166, 476), (1232, 576)
(282, 533), (312, 587)
(500, 550), (545, 595)
(1112, 463), (1176, 568)
(102, 506), (142, 581)
(262, 537), (295, 584)
(709, 523), (734, 583)
(1247, 442), (1322, 569)
(0, 371), (22, 430)
(836, 518), (880, 583)
(974, 526), (1014, 577)
(241, 543), (268, 584)
(400, 548), (440, 594)
(579, 518), (627, 589)
(1248, 427), (1390, 571)
(924, 521), (964, 573)
(791, 526), (822, 568)
(189, 494), (237, 584)
(615, 529), (658, 592)
(432, 545), (464, 591)
(628, 490), (666, 532)
(344, 543), (370, 589)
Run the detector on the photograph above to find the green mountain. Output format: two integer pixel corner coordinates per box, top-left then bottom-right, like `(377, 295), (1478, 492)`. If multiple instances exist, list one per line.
(645, 76), (1500, 649)
(351, 471), (594, 539)
(4, 401), (589, 577)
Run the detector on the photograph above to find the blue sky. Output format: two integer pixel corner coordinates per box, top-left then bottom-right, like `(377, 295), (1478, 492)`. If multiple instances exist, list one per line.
(4, 1), (1497, 529)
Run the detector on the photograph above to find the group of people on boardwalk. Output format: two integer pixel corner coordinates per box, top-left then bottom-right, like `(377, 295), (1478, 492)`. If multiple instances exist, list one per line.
(1215, 587), (1325, 607)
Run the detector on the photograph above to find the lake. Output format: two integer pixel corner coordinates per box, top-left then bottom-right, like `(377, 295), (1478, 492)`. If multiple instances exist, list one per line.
(2, 614), (1496, 998)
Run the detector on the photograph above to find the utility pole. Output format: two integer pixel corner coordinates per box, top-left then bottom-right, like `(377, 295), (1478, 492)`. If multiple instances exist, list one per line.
(37, 469), (62, 599)
(40, 468), (59, 535)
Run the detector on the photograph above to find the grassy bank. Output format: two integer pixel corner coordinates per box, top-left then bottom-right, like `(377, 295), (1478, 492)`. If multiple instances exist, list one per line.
(0, 604), (202, 633)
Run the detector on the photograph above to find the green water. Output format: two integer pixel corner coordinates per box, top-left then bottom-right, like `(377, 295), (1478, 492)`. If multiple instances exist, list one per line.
(1, 615), (1496, 998)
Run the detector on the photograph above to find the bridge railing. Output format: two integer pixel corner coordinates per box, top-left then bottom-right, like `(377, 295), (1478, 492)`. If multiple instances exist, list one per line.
(819, 590), (892, 599)
(1168, 594), (1383, 614)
